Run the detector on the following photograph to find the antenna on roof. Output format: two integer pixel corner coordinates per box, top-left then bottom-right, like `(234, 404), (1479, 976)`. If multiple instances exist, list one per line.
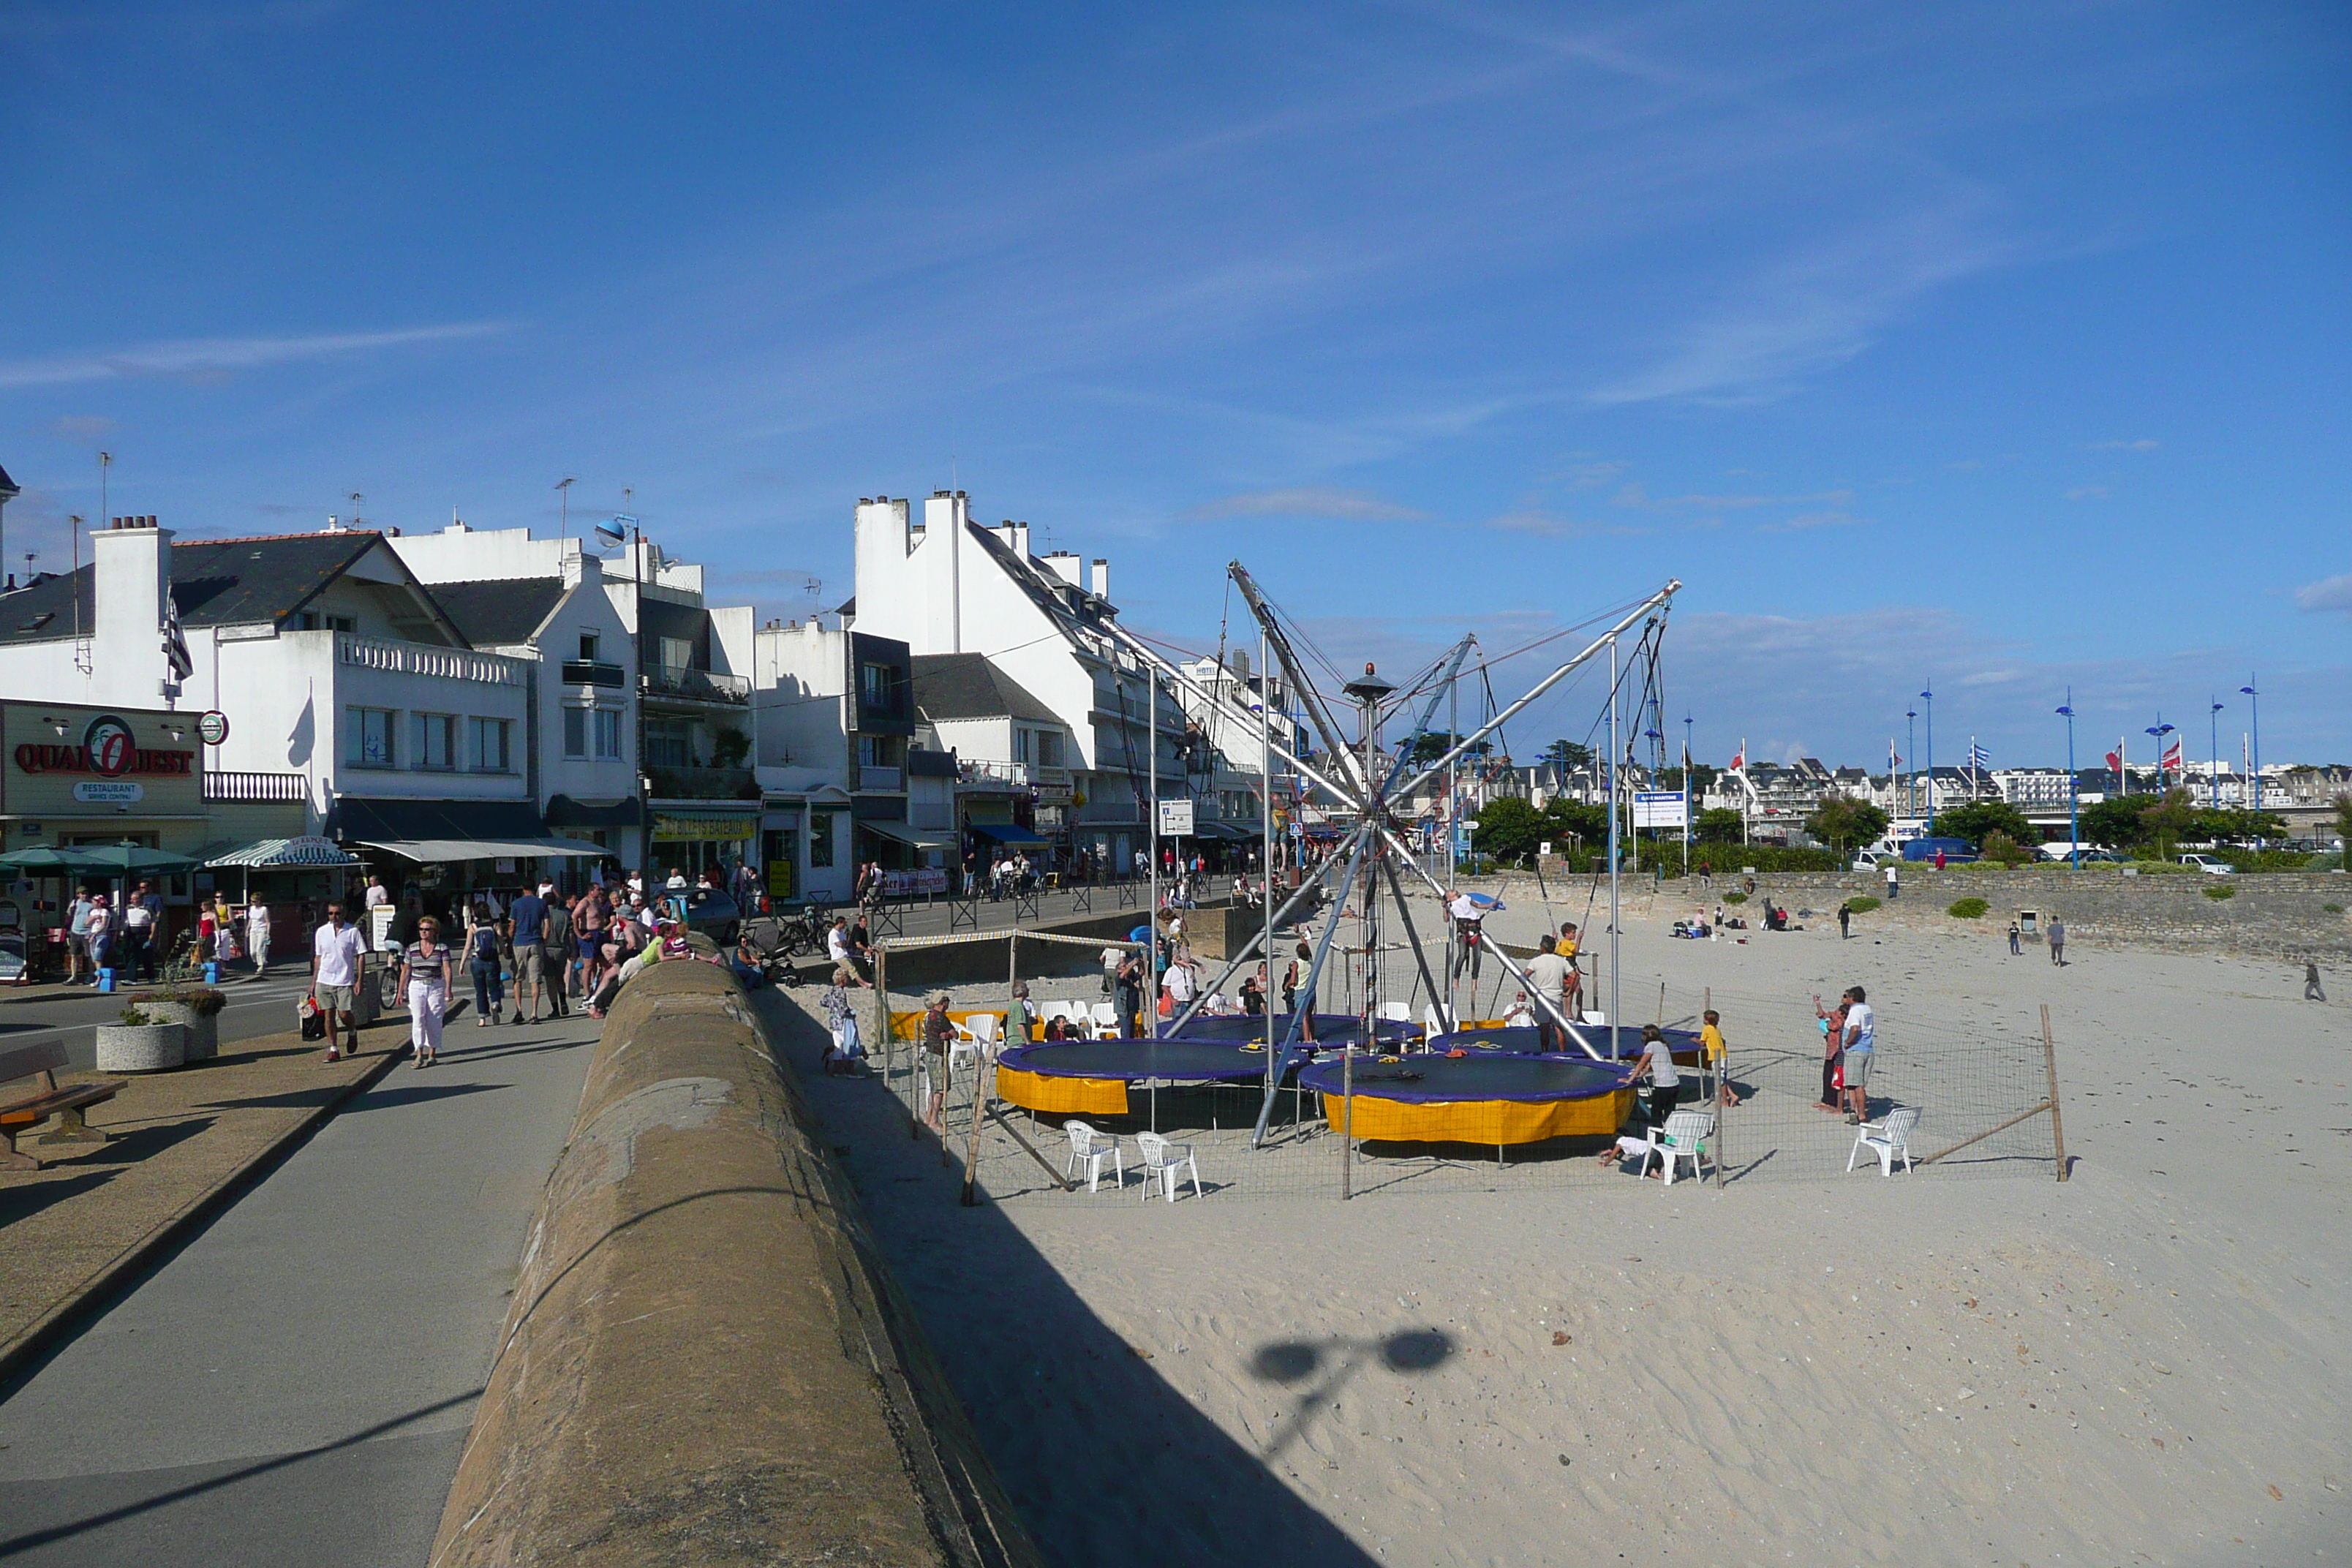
(349, 491), (364, 530)
(555, 475), (577, 535)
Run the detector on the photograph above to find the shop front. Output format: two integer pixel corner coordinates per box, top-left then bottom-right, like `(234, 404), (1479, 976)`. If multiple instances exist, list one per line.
(0, 703), (216, 972)
(331, 796), (608, 928)
(647, 806), (760, 886)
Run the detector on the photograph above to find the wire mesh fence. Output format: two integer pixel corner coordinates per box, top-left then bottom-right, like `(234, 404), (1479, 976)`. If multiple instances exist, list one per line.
(851, 968), (2064, 1207)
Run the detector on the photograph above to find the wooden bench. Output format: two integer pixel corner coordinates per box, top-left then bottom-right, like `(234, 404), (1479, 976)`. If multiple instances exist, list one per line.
(1, 1041), (122, 1170)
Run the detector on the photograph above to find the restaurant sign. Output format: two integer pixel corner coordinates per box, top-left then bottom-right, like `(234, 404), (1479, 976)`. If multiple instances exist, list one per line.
(15, 714), (196, 779)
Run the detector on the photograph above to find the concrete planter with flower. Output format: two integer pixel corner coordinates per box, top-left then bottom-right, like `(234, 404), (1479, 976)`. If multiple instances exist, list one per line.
(96, 1004), (188, 1073)
(131, 987), (227, 1062)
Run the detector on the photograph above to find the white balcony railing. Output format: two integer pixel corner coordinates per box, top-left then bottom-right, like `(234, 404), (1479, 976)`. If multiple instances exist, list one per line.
(336, 632), (524, 687)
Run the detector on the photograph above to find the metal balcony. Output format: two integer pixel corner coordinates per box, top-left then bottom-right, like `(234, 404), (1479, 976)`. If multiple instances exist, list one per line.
(641, 663), (751, 706)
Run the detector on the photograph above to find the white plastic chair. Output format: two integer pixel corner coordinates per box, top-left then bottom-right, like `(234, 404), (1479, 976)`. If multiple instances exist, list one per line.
(1581, 1010), (1607, 1027)
(1424, 1004), (1453, 1038)
(1063, 1120), (1123, 1192)
(1136, 1129), (1202, 1203)
(1847, 1107), (1921, 1177)
(1043, 1000), (1079, 1027)
(1634, 1110), (1714, 1186)
(1089, 1002), (1120, 1039)
(1377, 1002), (1413, 1024)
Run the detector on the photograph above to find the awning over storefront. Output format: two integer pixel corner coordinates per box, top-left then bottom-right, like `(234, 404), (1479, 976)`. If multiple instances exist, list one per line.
(969, 821), (1049, 845)
(859, 818), (960, 850)
(203, 835), (363, 868)
(354, 836), (609, 862)
(544, 794), (644, 828)
(1191, 820), (1258, 841)
(331, 796), (551, 843)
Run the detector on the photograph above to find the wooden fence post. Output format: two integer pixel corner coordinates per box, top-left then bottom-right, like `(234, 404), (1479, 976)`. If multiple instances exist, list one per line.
(2042, 1003), (2068, 1182)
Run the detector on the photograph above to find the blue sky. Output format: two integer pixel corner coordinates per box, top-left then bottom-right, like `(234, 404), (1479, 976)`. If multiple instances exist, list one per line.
(2, 1), (2346, 768)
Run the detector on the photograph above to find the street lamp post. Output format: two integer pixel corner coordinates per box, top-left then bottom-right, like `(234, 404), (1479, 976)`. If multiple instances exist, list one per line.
(2146, 717), (2175, 795)
(1905, 706), (1918, 823)
(2057, 693), (2079, 868)
(1921, 686), (1935, 830)
(2239, 676), (2261, 813)
(1682, 712), (1694, 876)
(2209, 697), (2224, 809)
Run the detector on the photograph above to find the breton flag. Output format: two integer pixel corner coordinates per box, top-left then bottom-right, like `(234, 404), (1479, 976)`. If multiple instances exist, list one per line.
(163, 591), (193, 682)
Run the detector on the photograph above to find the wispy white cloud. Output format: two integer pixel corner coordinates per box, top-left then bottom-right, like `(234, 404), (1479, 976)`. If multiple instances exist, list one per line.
(1759, 509), (1866, 532)
(0, 323), (511, 390)
(2293, 573), (2352, 617)
(1483, 509), (1648, 539)
(1588, 199), (2021, 405)
(1613, 480), (1856, 512)
(2088, 438), (2160, 451)
(1188, 486), (1429, 523)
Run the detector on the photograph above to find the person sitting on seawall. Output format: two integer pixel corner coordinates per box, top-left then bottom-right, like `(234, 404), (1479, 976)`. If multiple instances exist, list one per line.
(730, 931), (768, 990)
(586, 918), (716, 1018)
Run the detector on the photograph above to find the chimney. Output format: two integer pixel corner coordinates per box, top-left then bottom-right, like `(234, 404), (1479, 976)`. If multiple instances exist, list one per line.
(94, 515), (173, 686)
(1090, 558), (1109, 600)
(1043, 551), (1084, 587)
(922, 490), (967, 653)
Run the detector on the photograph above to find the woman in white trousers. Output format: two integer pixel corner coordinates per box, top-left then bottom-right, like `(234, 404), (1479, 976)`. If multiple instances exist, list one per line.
(398, 917), (451, 1068)
(246, 901), (272, 975)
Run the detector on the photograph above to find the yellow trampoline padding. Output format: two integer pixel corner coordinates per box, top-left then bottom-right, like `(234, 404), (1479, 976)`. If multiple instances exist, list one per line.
(994, 1066), (1130, 1117)
(1322, 1086), (1632, 1145)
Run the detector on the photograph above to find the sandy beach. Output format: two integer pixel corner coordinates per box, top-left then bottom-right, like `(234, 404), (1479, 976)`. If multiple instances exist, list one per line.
(774, 898), (2350, 1566)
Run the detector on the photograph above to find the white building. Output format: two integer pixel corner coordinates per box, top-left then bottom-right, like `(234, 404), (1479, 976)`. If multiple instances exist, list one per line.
(0, 516), (587, 901)
(388, 521), (643, 865)
(847, 490), (1183, 872)
(749, 614), (918, 904)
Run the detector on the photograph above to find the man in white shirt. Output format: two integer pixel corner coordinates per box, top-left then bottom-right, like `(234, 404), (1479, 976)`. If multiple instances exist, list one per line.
(1524, 938), (1573, 1050)
(311, 902), (369, 1062)
(1839, 986), (1877, 1123)
(363, 876), (391, 910)
(1166, 956), (1197, 1007)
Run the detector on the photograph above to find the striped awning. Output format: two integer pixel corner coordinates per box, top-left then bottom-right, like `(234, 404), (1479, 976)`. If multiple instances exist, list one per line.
(204, 835), (363, 868)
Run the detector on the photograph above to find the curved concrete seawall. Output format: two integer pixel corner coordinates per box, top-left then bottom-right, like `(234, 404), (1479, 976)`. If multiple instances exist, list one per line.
(429, 959), (1040, 1568)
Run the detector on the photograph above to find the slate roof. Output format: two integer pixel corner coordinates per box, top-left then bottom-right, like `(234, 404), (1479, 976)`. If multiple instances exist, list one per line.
(421, 577), (568, 647)
(911, 652), (1060, 725)
(0, 462), (18, 498)
(0, 532), (464, 647)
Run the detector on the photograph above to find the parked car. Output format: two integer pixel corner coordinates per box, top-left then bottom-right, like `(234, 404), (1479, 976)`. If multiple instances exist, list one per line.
(675, 886), (745, 943)
(2178, 853), (2234, 875)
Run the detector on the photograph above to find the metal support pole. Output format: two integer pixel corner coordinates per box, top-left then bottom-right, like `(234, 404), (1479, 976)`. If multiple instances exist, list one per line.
(2043, 1003), (2068, 1182)
(1608, 635), (1621, 1059)
(1147, 665), (1158, 1034)
(1262, 623), (1274, 1045)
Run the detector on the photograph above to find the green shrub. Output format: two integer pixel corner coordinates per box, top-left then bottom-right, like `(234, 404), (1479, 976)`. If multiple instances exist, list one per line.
(2125, 860), (2193, 874)
(2325, 902), (2345, 914)
(1844, 894), (1881, 913)
(1677, 845), (1844, 875)
(2202, 883), (2236, 900)
(1947, 897), (1990, 919)
(1722, 892), (1748, 905)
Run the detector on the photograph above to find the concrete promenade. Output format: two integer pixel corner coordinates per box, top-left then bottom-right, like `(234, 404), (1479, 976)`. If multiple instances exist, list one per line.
(0, 1009), (599, 1567)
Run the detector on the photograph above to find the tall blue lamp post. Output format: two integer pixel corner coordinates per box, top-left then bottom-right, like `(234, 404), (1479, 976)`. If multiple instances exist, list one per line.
(2146, 717), (2175, 796)
(2057, 693), (2079, 867)
(2209, 697), (2224, 808)
(2239, 676), (2261, 812)
(1921, 685), (1935, 829)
